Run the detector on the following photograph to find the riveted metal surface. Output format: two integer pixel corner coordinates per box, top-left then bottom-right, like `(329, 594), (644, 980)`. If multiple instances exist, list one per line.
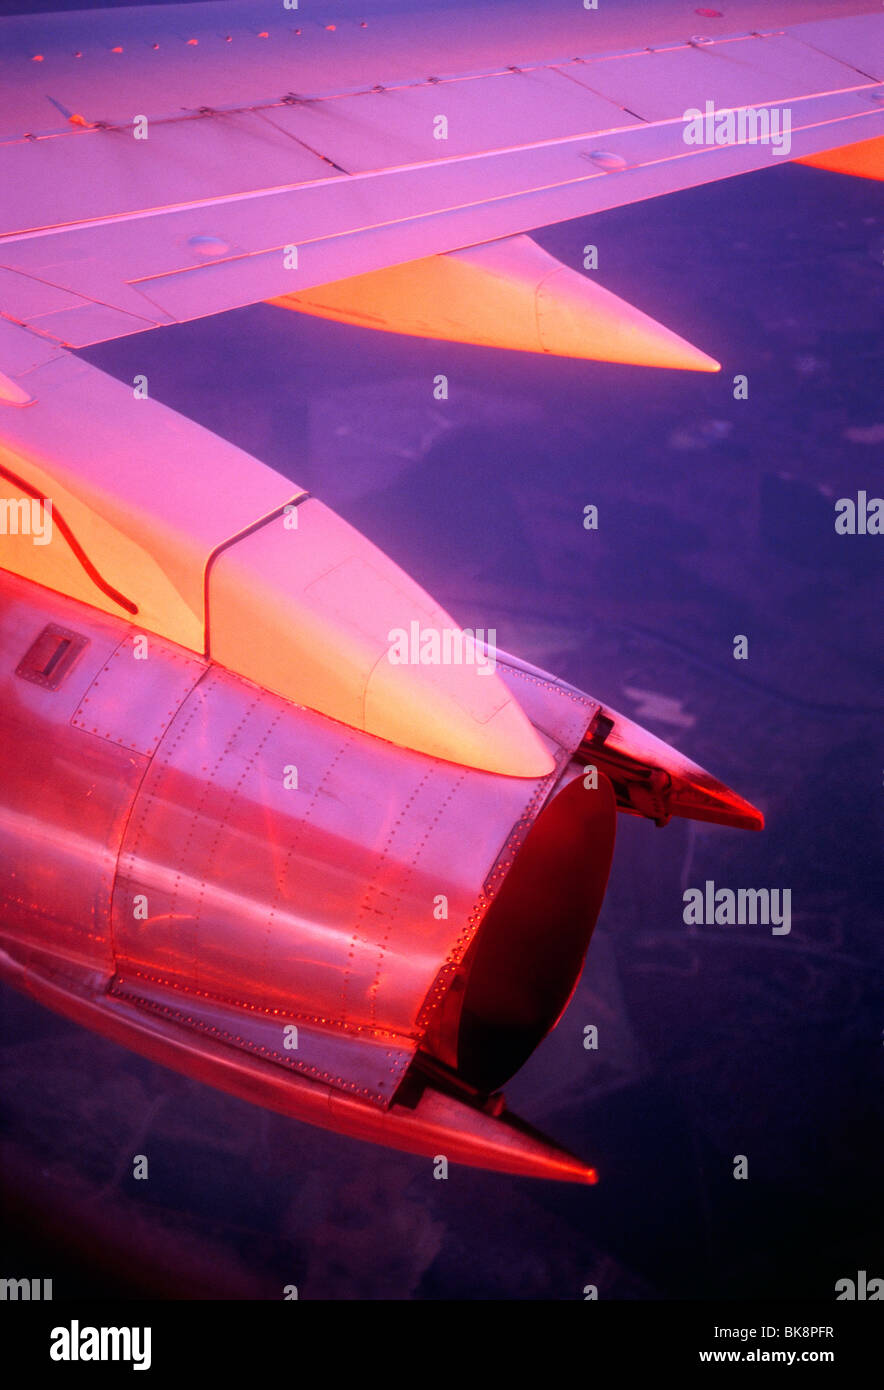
(0, 567), (600, 1107)
(110, 660), (579, 1053)
(495, 656), (597, 750)
(0, 569), (148, 969)
(110, 974), (415, 1107)
(71, 635), (207, 755)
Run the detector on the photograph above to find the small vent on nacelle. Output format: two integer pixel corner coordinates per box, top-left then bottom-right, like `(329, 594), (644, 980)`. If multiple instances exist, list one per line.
(16, 624), (88, 690)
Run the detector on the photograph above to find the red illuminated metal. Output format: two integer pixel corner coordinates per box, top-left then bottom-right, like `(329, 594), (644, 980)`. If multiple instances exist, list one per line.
(0, 562), (761, 1181)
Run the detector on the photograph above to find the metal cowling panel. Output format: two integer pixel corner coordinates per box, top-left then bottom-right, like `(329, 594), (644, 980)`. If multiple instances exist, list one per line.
(109, 663), (568, 1061)
(108, 974), (414, 1110)
(0, 570), (149, 973)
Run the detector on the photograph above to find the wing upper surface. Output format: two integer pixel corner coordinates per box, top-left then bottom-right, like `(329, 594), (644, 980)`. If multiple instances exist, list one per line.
(0, 0), (881, 354)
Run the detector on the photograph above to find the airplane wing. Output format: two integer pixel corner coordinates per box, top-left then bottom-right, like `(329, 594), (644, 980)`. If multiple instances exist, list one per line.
(0, 0), (882, 370)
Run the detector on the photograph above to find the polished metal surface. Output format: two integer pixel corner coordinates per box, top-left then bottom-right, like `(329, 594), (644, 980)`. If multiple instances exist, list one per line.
(109, 660), (566, 1046)
(0, 563), (757, 1177)
(0, 566), (615, 1176)
(0, 568), (595, 1107)
(0, 573), (148, 973)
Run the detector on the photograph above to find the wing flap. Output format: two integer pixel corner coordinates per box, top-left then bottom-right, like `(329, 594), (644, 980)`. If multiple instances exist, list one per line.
(0, 110), (340, 237)
(259, 66), (640, 173)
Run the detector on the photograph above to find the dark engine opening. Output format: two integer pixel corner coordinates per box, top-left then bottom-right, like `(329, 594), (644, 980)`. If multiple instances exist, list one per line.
(453, 770), (617, 1094)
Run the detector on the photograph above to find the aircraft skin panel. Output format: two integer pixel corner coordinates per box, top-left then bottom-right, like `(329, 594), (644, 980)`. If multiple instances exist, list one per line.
(783, 12), (884, 79)
(70, 634), (206, 758)
(560, 32), (874, 123)
(109, 976), (418, 1109)
(0, 577), (149, 974)
(0, 314), (65, 386)
(108, 664), (553, 1040)
(207, 495), (555, 778)
(0, 109), (342, 236)
(0, 347), (300, 649)
(253, 65), (640, 173)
